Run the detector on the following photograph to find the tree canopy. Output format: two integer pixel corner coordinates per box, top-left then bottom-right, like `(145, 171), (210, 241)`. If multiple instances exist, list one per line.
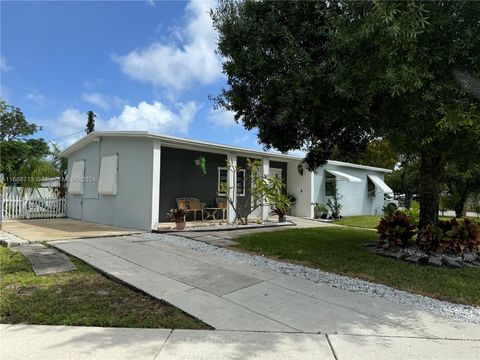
(212, 0), (480, 226)
(0, 99), (54, 186)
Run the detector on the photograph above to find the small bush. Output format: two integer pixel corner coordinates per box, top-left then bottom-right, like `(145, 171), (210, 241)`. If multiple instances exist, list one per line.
(417, 218), (480, 257)
(417, 224), (444, 253)
(442, 218), (480, 256)
(406, 200), (420, 226)
(376, 210), (416, 248)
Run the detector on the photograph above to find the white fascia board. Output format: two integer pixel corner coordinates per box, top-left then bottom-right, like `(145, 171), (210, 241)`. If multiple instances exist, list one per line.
(59, 131), (393, 174)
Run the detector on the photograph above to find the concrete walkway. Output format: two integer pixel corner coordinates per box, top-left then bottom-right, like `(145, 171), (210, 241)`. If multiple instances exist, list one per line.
(16, 243), (76, 276)
(169, 216), (332, 247)
(2, 218), (142, 242)
(51, 235), (480, 340)
(1, 324), (478, 360)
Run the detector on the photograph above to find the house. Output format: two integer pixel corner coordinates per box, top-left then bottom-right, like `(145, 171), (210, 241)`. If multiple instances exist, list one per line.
(60, 131), (393, 230)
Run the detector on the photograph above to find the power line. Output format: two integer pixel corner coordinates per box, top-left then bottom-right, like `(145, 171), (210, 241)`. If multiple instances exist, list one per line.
(47, 129), (85, 143)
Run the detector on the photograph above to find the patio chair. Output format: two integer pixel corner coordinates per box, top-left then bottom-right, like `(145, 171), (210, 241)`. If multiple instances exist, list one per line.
(176, 198), (205, 221)
(216, 197), (228, 220)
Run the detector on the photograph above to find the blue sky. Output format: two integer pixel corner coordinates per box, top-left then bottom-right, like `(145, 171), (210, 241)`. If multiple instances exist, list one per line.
(0, 0), (261, 149)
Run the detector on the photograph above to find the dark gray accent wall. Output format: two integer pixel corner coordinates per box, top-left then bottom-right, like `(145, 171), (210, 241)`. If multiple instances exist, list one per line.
(158, 148), (289, 221)
(159, 147), (227, 221)
(270, 160), (288, 192)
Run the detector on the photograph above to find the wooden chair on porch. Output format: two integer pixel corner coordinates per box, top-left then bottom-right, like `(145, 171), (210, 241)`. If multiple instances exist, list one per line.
(216, 197), (228, 220)
(176, 198), (205, 221)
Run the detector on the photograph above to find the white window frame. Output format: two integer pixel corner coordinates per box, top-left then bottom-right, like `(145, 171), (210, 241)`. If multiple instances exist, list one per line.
(217, 167), (246, 197)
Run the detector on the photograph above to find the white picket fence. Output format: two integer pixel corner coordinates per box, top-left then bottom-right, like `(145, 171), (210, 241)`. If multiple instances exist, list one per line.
(2, 194), (66, 220)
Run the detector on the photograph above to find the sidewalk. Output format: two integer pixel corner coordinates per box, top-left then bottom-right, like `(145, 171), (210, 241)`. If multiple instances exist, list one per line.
(1, 324), (478, 360)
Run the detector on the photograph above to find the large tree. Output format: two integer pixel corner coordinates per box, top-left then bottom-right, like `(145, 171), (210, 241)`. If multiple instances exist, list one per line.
(212, 0), (480, 226)
(0, 99), (53, 185)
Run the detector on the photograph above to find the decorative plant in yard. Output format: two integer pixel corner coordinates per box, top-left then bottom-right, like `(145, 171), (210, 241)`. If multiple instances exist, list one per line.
(376, 211), (416, 248)
(442, 218), (480, 256)
(326, 181), (342, 219)
(219, 159), (285, 225)
(417, 224), (445, 254)
(406, 200), (420, 226)
(271, 193), (292, 222)
(166, 208), (188, 230)
(313, 203), (329, 219)
(417, 218), (480, 257)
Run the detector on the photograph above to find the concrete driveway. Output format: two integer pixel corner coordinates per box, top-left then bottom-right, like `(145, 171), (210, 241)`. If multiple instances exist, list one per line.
(2, 218), (142, 242)
(51, 235), (480, 342)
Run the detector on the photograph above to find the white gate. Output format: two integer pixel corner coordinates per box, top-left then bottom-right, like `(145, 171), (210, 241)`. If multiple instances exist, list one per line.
(2, 187), (66, 219)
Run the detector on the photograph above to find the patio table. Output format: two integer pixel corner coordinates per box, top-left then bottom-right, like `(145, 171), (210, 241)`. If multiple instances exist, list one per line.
(203, 208), (221, 220)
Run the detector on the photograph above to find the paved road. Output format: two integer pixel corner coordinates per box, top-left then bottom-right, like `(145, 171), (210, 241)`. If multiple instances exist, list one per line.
(51, 235), (480, 341)
(1, 324), (479, 360)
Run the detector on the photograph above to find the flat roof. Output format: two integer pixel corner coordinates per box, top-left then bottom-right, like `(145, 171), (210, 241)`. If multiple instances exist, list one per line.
(60, 131), (392, 173)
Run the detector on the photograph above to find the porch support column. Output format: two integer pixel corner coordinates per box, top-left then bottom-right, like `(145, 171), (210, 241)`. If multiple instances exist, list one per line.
(227, 153), (237, 224)
(261, 157), (270, 221)
(150, 140), (161, 230)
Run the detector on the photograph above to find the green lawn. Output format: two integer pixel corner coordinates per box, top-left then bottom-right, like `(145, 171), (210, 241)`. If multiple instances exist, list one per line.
(334, 215), (382, 229)
(0, 246), (210, 329)
(235, 227), (480, 306)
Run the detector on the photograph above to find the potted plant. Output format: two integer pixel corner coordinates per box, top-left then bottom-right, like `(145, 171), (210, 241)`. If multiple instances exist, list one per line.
(194, 156), (207, 174)
(166, 208), (188, 230)
(314, 203), (328, 219)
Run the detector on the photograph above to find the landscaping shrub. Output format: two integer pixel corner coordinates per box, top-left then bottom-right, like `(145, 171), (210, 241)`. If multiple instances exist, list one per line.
(417, 224), (444, 253)
(417, 218), (480, 257)
(406, 200), (420, 226)
(376, 210), (416, 248)
(441, 218), (480, 256)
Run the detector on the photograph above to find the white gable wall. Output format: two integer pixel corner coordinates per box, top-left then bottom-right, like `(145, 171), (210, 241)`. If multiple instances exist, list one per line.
(66, 137), (155, 230)
(313, 163), (386, 217)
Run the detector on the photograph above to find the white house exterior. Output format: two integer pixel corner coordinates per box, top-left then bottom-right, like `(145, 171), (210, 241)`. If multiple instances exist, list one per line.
(60, 131), (393, 230)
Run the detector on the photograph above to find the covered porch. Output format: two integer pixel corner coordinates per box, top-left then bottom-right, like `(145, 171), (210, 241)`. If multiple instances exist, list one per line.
(158, 145), (310, 226)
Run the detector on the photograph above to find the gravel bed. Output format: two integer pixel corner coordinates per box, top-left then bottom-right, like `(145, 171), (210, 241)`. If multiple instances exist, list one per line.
(142, 232), (480, 324)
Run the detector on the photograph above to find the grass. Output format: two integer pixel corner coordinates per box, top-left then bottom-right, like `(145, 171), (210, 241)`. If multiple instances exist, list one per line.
(335, 215), (479, 229)
(334, 215), (382, 229)
(235, 227), (480, 306)
(0, 246), (211, 329)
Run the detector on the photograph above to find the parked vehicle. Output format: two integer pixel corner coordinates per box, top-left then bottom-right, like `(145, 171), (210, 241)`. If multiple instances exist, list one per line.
(384, 194), (399, 212)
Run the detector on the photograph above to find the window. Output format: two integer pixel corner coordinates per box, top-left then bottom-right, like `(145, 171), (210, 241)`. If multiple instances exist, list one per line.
(325, 174), (336, 197)
(218, 168), (228, 194)
(98, 154), (118, 195)
(218, 168), (246, 196)
(236, 169), (246, 196)
(367, 178), (376, 198)
(68, 160), (85, 195)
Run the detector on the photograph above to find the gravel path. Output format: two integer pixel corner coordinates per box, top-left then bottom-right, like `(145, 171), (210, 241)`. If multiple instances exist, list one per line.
(143, 233), (480, 324)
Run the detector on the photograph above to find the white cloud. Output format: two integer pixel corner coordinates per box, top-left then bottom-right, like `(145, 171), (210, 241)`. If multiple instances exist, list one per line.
(82, 92), (127, 110)
(114, 0), (221, 92)
(48, 100), (198, 147)
(146, 0), (156, 7)
(207, 108), (238, 127)
(105, 101), (198, 134)
(0, 55), (11, 72)
(51, 108), (87, 146)
(25, 91), (47, 107)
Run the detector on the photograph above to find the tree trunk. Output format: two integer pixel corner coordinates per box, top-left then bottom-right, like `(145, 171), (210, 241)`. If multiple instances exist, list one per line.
(419, 152), (442, 227)
(454, 203), (464, 218)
